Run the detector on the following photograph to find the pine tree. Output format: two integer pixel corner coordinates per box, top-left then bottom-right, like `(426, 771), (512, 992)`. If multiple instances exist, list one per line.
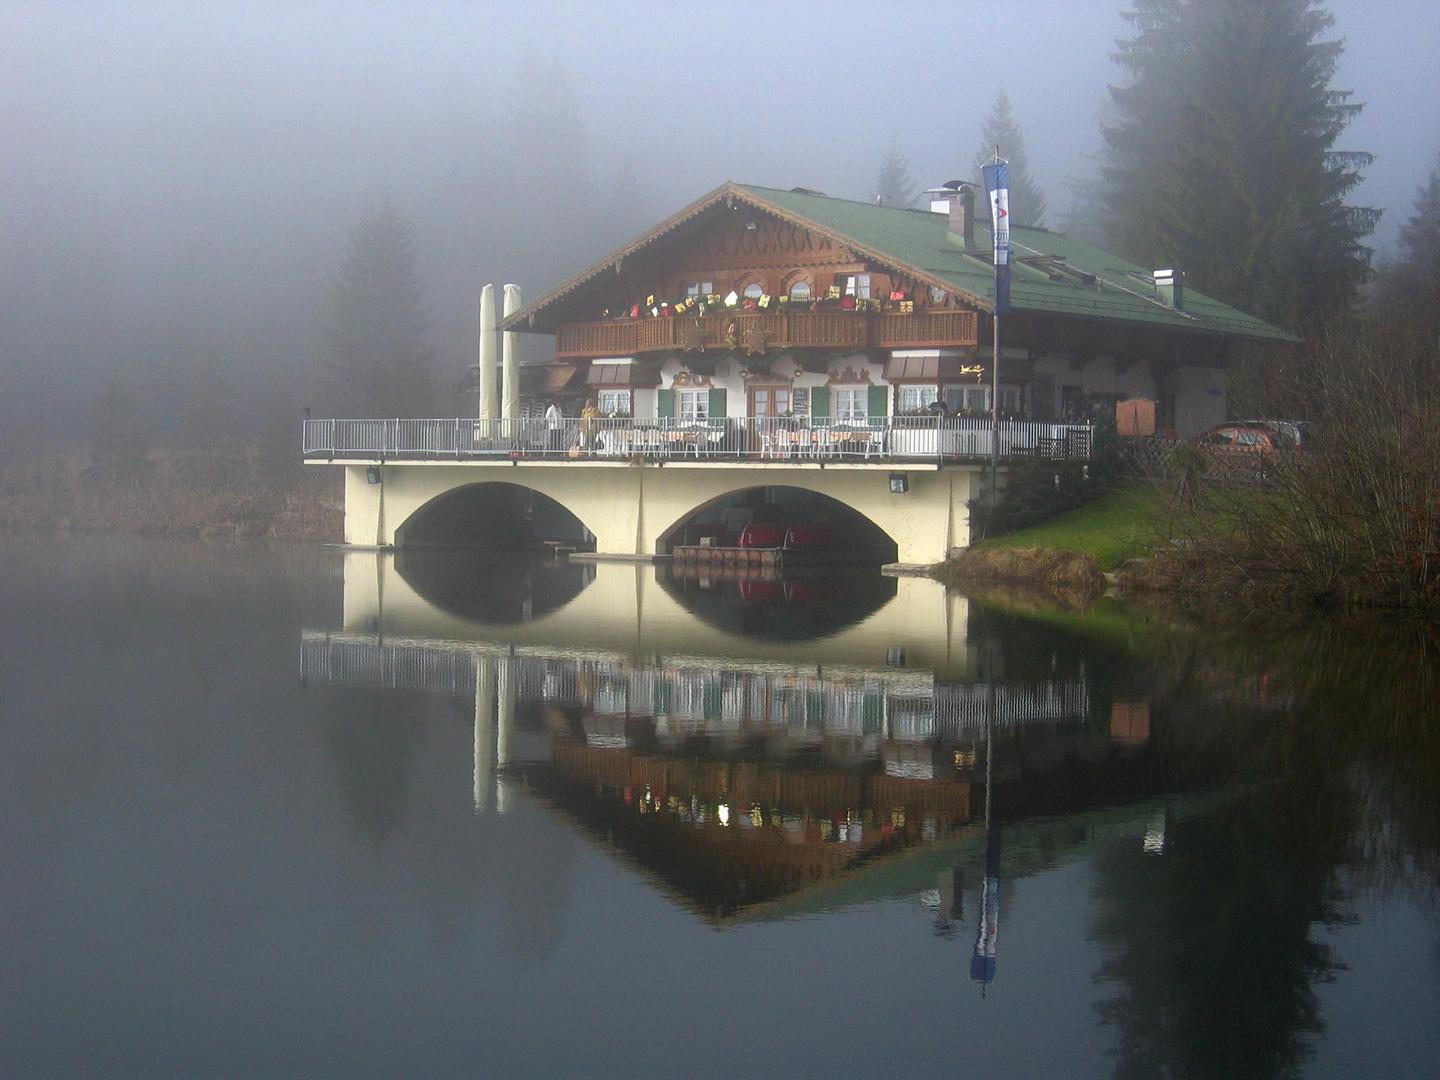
(1379, 154), (1440, 335)
(499, 54), (591, 282)
(1101, 0), (1378, 328)
(595, 153), (651, 253)
(875, 138), (917, 208)
(972, 91), (1047, 227)
(321, 199), (435, 418)
(87, 381), (152, 486)
(174, 357), (247, 485)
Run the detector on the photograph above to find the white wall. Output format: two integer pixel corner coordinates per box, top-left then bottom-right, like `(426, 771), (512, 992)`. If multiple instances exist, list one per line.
(1030, 352), (1161, 408)
(1168, 365), (1227, 437)
(654, 350), (880, 418)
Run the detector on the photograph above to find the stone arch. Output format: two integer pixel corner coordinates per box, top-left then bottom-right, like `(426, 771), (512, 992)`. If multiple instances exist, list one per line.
(393, 480), (594, 550)
(654, 482), (899, 560)
(345, 460), (979, 565)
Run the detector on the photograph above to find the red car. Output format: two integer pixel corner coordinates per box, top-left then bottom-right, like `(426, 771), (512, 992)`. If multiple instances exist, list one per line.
(1192, 423), (1293, 480)
(1194, 424), (1285, 454)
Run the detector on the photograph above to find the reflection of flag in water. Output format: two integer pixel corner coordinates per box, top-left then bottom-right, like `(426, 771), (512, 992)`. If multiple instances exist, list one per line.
(982, 162), (1012, 317)
(970, 827), (1001, 984)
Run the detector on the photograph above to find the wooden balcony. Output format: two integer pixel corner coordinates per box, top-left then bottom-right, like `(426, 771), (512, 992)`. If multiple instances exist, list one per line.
(555, 310), (978, 358)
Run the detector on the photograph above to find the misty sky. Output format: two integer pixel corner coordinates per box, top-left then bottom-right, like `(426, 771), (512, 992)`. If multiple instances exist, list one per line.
(3, 1), (1438, 426)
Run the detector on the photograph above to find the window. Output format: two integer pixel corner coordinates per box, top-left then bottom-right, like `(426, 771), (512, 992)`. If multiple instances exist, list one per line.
(962, 386), (991, 414)
(750, 387), (791, 417)
(686, 282), (714, 297)
(1061, 384), (1084, 421)
(788, 279), (812, 302)
(899, 385), (938, 412)
(843, 273), (872, 300)
(998, 386), (1022, 418)
(835, 387), (868, 423)
(678, 389), (709, 423)
(598, 389), (631, 416)
(743, 282), (764, 300)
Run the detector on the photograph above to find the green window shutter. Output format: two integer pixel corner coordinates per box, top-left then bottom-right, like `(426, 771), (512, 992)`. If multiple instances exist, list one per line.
(868, 384), (889, 418)
(657, 388), (675, 419)
(809, 385), (830, 418)
(708, 387), (727, 419)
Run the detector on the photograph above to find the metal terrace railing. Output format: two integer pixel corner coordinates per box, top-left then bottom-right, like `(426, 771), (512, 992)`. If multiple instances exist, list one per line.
(298, 633), (1091, 741)
(302, 417), (1093, 464)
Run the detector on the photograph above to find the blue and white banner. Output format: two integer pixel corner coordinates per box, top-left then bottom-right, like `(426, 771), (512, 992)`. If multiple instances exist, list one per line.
(982, 162), (1012, 316)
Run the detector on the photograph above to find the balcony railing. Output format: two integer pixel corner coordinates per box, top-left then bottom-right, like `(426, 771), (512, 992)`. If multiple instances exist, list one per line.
(554, 310), (979, 358)
(303, 417), (1093, 464)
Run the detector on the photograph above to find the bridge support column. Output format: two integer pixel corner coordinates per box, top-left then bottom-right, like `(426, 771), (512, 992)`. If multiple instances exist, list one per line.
(473, 653), (494, 814)
(495, 655), (515, 814)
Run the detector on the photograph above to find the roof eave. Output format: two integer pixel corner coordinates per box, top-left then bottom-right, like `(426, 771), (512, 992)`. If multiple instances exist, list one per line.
(499, 182), (996, 332)
(498, 182), (746, 333)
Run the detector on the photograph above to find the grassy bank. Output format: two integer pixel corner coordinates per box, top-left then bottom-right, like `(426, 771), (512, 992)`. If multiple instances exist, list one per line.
(974, 484), (1167, 567)
(935, 484), (1168, 589)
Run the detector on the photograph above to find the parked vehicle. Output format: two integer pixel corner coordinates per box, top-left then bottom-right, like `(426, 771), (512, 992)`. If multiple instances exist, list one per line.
(1235, 419), (1311, 449)
(1192, 421), (1300, 481)
(1194, 424), (1284, 454)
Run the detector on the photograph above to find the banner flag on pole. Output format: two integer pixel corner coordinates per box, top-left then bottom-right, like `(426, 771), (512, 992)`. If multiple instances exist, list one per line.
(982, 162), (1012, 316)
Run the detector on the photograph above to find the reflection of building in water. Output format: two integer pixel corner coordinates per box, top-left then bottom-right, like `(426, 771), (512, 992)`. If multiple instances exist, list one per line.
(537, 731), (971, 917)
(301, 631), (1093, 918)
(301, 633), (1089, 748)
(312, 553), (1226, 926)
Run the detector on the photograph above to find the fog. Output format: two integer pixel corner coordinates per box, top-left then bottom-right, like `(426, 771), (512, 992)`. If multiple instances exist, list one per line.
(2, 0), (1438, 440)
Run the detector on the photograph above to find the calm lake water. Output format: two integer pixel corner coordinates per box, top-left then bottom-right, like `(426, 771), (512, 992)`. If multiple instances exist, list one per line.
(1, 536), (1436, 1079)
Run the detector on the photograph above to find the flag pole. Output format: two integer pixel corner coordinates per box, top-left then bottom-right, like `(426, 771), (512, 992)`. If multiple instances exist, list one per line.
(991, 300), (1000, 499)
(983, 147), (1009, 501)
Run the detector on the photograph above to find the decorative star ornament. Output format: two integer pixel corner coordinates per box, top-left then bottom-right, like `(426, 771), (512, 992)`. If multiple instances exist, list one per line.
(679, 319), (707, 352)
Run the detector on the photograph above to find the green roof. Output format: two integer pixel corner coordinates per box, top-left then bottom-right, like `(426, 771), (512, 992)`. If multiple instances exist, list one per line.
(502, 181), (1297, 343)
(736, 183), (1297, 342)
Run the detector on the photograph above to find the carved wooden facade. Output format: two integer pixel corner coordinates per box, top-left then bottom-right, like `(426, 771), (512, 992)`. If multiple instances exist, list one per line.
(556, 310), (979, 358)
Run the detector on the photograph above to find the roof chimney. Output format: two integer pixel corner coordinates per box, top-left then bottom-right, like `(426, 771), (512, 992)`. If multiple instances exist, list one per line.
(1153, 268), (1183, 310)
(924, 180), (966, 215)
(924, 181), (976, 247)
(952, 184), (976, 248)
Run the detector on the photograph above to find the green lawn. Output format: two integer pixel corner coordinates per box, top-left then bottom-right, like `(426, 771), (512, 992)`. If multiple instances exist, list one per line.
(974, 484), (1168, 570)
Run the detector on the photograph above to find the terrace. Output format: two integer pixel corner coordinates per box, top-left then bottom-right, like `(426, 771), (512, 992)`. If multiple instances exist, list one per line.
(302, 416), (1094, 464)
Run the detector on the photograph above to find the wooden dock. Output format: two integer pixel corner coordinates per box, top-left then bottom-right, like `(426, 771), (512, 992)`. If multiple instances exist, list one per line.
(671, 545), (784, 569)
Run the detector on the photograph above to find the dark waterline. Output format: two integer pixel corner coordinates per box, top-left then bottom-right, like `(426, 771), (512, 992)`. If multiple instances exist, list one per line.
(1, 536), (1436, 1079)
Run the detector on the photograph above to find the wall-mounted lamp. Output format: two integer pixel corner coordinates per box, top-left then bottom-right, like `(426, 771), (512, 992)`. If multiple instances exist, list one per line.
(366, 466), (382, 485)
(889, 472), (909, 494)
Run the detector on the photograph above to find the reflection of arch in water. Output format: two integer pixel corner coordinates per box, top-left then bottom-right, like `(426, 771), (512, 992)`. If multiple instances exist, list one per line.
(394, 549), (595, 626)
(394, 481), (592, 550)
(658, 564), (897, 642)
(655, 484), (899, 562)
